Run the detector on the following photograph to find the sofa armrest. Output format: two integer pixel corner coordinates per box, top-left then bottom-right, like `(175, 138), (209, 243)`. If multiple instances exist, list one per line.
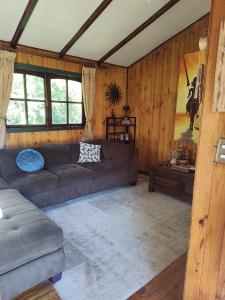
(128, 148), (139, 183)
(0, 177), (10, 190)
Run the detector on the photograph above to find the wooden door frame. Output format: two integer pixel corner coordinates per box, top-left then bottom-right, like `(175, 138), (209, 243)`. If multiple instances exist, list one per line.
(184, 0), (225, 298)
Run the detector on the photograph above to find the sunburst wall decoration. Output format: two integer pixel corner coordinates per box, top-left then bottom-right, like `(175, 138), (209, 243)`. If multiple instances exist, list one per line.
(105, 82), (123, 106)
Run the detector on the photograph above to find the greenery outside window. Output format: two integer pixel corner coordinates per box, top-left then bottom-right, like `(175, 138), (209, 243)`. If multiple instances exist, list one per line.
(6, 69), (84, 132)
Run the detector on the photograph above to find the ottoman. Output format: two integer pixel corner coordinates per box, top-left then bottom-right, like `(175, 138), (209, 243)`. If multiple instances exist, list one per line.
(0, 189), (65, 300)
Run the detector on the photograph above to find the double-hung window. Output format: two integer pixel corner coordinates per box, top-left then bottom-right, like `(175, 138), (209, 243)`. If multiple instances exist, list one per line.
(6, 67), (84, 132)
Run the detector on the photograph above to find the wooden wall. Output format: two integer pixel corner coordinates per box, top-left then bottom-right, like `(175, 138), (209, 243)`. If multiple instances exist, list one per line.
(184, 0), (225, 298)
(128, 15), (209, 172)
(4, 51), (127, 147)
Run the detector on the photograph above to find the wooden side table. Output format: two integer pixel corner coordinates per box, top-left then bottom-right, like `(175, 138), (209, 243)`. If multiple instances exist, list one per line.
(149, 165), (195, 203)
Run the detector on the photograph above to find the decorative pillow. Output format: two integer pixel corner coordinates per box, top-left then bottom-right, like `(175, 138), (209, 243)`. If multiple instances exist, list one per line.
(16, 149), (45, 172)
(77, 142), (101, 163)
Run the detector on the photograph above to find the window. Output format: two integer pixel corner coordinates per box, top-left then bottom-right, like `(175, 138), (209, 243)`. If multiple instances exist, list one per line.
(6, 70), (84, 132)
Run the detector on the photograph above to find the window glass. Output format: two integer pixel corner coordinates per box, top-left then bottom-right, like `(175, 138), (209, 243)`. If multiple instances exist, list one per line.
(6, 100), (26, 125)
(11, 74), (24, 99)
(69, 103), (82, 124)
(28, 101), (46, 125)
(51, 79), (66, 101)
(26, 75), (45, 100)
(52, 102), (67, 124)
(68, 80), (82, 102)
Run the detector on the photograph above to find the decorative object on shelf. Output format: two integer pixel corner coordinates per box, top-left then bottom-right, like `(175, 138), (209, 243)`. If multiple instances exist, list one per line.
(171, 164), (192, 173)
(170, 151), (177, 165)
(176, 147), (189, 165)
(123, 105), (130, 118)
(213, 21), (225, 112)
(105, 83), (122, 106)
(122, 118), (132, 125)
(106, 117), (136, 146)
(111, 108), (116, 119)
(174, 51), (204, 144)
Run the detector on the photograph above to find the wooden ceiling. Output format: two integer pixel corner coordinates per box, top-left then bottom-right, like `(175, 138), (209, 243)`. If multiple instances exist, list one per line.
(0, 0), (211, 67)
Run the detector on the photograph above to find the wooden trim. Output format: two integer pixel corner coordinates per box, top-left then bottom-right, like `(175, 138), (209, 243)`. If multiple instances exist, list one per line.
(184, 0), (225, 298)
(10, 0), (39, 48)
(128, 253), (187, 300)
(0, 40), (126, 69)
(129, 13), (210, 68)
(59, 0), (113, 58)
(97, 0), (180, 65)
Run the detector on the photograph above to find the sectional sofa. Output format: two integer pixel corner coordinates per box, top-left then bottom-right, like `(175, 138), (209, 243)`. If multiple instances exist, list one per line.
(0, 140), (138, 299)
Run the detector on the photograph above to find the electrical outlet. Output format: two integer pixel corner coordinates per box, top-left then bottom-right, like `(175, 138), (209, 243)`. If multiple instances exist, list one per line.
(215, 139), (225, 164)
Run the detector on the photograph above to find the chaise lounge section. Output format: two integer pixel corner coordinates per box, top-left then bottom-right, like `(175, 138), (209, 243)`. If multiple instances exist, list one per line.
(0, 189), (64, 300)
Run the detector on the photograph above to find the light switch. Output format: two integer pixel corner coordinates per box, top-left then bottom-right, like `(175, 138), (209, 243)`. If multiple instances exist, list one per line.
(215, 139), (225, 164)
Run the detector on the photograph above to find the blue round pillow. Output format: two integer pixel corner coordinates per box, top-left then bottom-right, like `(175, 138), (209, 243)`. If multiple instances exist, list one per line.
(16, 149), (44, 173)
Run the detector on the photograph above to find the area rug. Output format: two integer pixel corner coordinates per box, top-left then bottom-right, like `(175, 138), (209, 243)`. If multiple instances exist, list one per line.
(43, 176), (191, 300)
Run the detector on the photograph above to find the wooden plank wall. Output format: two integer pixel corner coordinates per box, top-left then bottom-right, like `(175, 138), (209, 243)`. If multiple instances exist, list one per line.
(184, 0), (225, 299)
(4, 50), (127, 148)
(127, 15), (209, 172)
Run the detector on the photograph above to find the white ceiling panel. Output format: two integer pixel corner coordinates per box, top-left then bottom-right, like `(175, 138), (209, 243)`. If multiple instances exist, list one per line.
(20, 0), (102, 52)
(67, 0), (170, 60)
(0, 0), (29, 41)
(106, 0), (211, 66)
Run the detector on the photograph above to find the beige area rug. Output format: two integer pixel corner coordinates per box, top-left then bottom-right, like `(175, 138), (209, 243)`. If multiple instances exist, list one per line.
(43, 176), (191, 300)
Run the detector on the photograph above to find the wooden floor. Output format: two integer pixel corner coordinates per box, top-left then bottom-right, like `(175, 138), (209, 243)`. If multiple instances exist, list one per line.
(14, 254), (186, 300)
(13, 281), (60, 300)
(128, 253), (186, 300)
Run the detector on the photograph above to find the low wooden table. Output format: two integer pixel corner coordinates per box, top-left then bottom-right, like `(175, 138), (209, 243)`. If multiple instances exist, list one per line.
(149, 165), (195, 203)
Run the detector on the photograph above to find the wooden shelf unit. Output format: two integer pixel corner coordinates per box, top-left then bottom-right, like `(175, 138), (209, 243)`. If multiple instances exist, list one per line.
(106, 117), (136, 146)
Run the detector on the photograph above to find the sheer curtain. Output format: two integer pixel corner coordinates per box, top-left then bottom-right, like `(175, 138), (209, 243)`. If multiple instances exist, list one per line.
(0, 50), (16, 148)
(82, 67), (96, 140)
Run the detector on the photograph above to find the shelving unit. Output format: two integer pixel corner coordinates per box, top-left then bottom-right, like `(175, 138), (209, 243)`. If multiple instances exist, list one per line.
(106, 117), (136, 146)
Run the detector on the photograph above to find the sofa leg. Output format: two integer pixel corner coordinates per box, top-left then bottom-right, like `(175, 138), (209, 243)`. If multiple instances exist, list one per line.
(130, 180), (137, 186)
(49, 272), (62, 284)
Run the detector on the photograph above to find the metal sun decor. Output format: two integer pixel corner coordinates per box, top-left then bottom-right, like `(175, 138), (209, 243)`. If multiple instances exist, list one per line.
(105, 82), (122, 106)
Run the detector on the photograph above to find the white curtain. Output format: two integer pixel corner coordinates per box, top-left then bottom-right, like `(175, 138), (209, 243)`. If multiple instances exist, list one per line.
(0, 50), (16, 148)
(82, 67), (96, 140)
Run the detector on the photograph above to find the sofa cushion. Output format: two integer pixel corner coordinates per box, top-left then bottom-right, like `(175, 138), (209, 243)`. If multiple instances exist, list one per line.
(0, 189), (63, 275)
(37, 143), (73, 168)
(48, 163), (93, 183)
(102, 141), (133, 168)
(0, 148), (23, 179)
(78, 159), (122, 175)
(7, 170), (59, 196)
(0, 177), (10, 190)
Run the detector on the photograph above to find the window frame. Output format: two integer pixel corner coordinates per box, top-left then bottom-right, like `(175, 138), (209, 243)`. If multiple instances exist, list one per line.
(7, 69), (85, 133)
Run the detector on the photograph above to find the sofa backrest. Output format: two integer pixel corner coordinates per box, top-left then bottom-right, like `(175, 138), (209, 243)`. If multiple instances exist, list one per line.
(0, 148), (24, 179)
(0, 143), (76, 179)
(0, 140), (135, 179)
(37, 143), (74, 168)
(102, 140), (134, 166)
